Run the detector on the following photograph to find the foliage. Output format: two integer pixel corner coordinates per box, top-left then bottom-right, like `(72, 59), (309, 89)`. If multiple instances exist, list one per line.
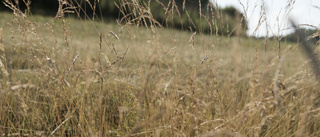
(1, 0), (247, 36)
(284, 28), (320, 44)
(123, 0), (247, 36)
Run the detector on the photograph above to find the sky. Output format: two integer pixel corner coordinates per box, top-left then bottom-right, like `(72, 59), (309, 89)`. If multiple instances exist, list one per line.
(210, 0), (320, 37)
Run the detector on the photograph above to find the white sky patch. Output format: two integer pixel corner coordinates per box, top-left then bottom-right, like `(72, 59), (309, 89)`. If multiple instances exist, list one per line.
(210, 0), (320, 37)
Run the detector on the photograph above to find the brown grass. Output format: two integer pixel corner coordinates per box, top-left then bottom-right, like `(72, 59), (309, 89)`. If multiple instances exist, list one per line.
(0, 0), (319, 136)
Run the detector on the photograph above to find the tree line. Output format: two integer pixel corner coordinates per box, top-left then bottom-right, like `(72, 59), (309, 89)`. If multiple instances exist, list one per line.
(1, 0), (248, 36)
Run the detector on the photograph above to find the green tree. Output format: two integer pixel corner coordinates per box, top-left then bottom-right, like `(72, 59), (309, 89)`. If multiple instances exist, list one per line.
(284, 28), (319, 44)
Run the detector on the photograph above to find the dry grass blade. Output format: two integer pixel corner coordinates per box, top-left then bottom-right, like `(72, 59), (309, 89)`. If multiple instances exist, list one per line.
(201, 55), (208, 64)
(273, 56), (284, 112)
(189, 31), (197, 43)
(46, 57), (57, 76)
(109, 31), (119, 39)
(66, 54), (79, 78)
(0, 59), (8, 78)
(0, 28), (9, 78)
(49, 116), (73, 136)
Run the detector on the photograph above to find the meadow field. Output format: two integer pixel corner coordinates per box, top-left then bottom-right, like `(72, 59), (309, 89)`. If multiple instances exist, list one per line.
(0, 0), (320, 136)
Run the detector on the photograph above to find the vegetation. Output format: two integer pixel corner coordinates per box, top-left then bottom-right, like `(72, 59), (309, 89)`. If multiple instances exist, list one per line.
(0, 0), (247, 36)
(284, 28), (320, 44)
(0, 0), (320, 136)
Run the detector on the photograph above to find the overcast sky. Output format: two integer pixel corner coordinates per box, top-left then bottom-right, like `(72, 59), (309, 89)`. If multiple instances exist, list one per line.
(210, 0), (320, 37)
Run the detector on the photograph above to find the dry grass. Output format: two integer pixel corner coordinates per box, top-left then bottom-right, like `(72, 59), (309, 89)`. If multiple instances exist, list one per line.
(0, 0), (320, 136)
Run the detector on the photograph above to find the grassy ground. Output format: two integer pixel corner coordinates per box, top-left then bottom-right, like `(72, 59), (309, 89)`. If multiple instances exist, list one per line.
(0, 9), (319, 137)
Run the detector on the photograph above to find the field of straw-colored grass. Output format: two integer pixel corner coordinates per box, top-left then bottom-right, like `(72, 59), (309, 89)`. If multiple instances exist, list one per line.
(0, 1), (320, 136)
